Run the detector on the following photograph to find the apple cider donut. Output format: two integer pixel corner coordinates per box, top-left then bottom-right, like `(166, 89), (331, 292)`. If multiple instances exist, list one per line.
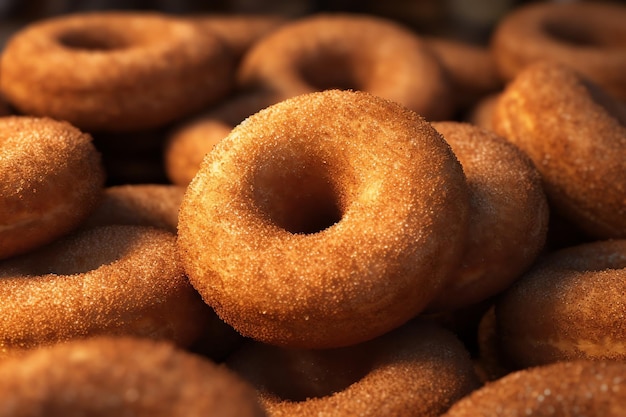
(0, 116), (104, 260)
(227, 321), (480, 417)
(442, 360), (626, 417)
(0, 12), (235, 131)
(491, 1), (626, 100)
(428, 122), (549, 311)
(237, 14), (453, 121)
(0, 225), (212, 358)
(178, 90), (470, 349)
(493, 61), (626, 239)
(0, 336), (266, 417)
(495, 239), (626, 369)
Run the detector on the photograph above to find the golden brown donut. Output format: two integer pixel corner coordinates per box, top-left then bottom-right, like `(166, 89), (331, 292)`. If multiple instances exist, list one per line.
(493, 61), (626, 239)
(237, 13), (454, 121)
(0, 225), (212, 358)
(0, 12), (235, 131)
(0, 336), (266, 417)
(81, 184), (185, 233)
(165, 90), (281, 186)
(425, 37), (502, 109)
(442, 360), (626, 416)
(495, 239), (626, 369)
(0, 116), (104, 260)
(428, 122), (549, 311)
(227, 321), (480, 417)
(178, 89), (470, 349)
(491, 1), (626, 101)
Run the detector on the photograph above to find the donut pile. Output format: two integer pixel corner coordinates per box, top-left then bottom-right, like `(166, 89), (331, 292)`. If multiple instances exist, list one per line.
(0, 1), (624, 415)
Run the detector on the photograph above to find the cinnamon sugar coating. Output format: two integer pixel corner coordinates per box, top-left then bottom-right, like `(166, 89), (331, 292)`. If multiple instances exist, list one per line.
(493, 61), (626, 239)
(178, 90), (470, 349)
(227, 320), (480, 417)
(496, 239), (626, 369)
(0, 12), (235, 131)
(0, 225), (212, 358)
(442, 360), (626, 416)
(0, 336), (266, 417)
(238, 13), (453, 121)
(428, 122), (549, 311)
(0, 116), (104, 260)
(491, 1), (626, 100)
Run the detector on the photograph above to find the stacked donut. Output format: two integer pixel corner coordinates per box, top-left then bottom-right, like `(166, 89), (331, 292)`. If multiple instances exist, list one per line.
(0, 1), (624, 415)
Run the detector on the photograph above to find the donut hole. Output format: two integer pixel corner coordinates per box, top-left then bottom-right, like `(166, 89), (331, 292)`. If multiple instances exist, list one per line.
(252, 153), (345, 234)
(298, 51), (362, 91)
(58, 29), (130, 51)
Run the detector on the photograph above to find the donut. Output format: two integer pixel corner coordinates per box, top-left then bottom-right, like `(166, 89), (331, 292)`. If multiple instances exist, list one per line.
(237, 13), (454, 121)
(441, 360), (626, 416)
(177, 89), (470, 349)
(0, 225), (212, 358)
(165, 90), (282, 186)
(81, 184), (185, 233)
(227, 320), (480, 417)
(0, 336), (265, 417)
(0, 12), (235, 131)
(424, 37), (502, 109)
(491, 1), (626, 100)
(495, 239), (626, 369)
(427, 122), (549, 311)
(493, 61), (626, 239)
(0, 116), (104, 260)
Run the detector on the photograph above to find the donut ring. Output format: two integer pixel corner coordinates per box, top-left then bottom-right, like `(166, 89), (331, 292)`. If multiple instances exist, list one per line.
(442, 360), (626, 416)
(491, 1), (626, 100)
(227, 321), (480, 417)
(177, 89), (470, 349)
(0, 336), (265, 417)
(0, 225), (212, 358)
(496, 239), (626, 369)
(0, 116), (104, 260)
(0, 12), (234, 131)
(81, 184), (185, 233)
(237, 13), (453, 121)
(493, 61), (626, 239)
(428, 122), (548, 311)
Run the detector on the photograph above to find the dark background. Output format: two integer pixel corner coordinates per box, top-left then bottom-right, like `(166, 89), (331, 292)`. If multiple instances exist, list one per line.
(1, 0), (612, 46)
